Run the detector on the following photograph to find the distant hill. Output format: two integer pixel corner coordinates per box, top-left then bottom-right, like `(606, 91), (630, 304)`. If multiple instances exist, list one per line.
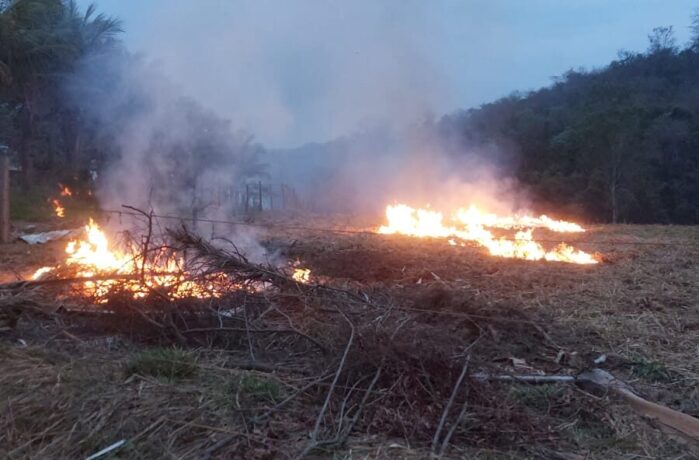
(438, 28), (699, 224)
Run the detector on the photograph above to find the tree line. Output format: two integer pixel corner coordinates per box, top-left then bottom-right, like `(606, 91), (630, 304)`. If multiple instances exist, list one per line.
(0, 0), (265, 212)
(437, 23), (699, 224)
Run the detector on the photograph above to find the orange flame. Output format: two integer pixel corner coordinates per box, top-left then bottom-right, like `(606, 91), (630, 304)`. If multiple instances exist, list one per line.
(378, 204), (597, 265)
(59, 184), (72, 197)
(52, 199), (65, 218)
(32, 219), (229, 301)
(292, 268), (311, 283)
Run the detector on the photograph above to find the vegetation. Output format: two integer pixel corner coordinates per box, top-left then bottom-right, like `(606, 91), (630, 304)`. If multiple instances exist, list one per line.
(438, 24), (699, 224)
(125, 347), (198, 380)
(2, 222), (697, 458)
(0, 0), (266, 214)
(235, 373), (284, 403)
(0, 0), (121, 186)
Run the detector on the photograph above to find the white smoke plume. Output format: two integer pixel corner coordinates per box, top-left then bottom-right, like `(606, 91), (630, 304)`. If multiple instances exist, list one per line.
(65, 47), (268, 260)
(67, 0), (527, 238)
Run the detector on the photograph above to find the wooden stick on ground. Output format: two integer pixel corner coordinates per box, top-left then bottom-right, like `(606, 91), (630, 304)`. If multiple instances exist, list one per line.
(475, 368), (699, 442)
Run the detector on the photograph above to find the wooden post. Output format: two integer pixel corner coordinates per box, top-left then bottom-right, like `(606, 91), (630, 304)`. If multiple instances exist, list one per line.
(281, 184), (287, 210)
(258, 181), (263, 211)
(0, 154), (10, 243)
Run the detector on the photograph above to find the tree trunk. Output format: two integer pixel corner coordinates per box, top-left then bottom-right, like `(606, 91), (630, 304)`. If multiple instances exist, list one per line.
(64, 112), (82, 175)
(610, 180), (618, 224)
(18, 95), (35, 190)
(18, 113), (33, 190)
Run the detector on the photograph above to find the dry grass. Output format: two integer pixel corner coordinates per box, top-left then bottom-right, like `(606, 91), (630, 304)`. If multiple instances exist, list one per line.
(1, 222), (698, 459)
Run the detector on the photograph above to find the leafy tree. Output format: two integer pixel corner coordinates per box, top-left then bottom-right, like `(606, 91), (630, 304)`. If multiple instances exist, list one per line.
(0, 0), (121, 186)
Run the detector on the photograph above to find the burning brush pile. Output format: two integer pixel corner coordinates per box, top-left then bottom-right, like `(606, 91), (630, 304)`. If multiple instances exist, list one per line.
(30, 213), (312, 304)
(32, 218), (240, 302)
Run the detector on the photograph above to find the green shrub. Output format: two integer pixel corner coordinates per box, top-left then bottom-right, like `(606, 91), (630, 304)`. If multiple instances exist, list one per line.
(630, 360), (672, 382)
(236, 373), (283, 403)
(125, 348), (197, 380)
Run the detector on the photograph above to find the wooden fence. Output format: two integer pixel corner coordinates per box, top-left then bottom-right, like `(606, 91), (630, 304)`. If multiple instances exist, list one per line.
(193, 182), (302, 215)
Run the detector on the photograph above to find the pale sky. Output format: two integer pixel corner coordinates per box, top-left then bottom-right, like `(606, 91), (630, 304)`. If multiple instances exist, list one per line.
(78, 0), (697, 148)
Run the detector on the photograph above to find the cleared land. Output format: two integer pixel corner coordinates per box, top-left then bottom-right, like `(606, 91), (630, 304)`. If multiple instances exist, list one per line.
(1, 219), (698, 459)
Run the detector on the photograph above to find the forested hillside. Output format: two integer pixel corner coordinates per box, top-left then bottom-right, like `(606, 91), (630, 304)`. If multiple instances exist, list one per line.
(438, 26), (699, 224)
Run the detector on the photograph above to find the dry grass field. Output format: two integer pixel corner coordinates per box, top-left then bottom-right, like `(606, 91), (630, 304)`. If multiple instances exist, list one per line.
(0, 219), (698, 459)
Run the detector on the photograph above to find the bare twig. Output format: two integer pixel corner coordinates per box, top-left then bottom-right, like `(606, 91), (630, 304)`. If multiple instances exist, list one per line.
(297, 308), (355, 459)
(252, 372), (336, 424)
(338, 363), (383, 444)
(438, 384), (471, 458)
(182, 327), (326, 353)
(122, 205), (154, 283)
(432, 354), (471, 453)
(472, 373), (575, 384)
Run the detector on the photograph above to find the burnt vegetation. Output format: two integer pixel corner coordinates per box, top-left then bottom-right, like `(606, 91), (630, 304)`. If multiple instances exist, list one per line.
(1, 221), (699, 458)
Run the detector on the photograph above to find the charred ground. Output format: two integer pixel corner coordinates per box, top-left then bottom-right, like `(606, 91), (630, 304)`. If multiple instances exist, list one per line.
(1, 219), (698, 459)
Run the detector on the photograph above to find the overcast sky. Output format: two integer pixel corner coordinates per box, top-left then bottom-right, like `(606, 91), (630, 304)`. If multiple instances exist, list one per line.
(79, 0), (696, 148)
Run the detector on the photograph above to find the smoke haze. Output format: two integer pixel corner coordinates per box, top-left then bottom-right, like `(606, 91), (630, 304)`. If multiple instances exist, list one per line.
(67, 0), (697, 226)
(79, 0), (695, 147)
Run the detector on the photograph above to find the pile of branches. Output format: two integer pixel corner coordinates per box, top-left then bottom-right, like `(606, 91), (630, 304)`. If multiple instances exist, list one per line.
(167, 228), (527, 457)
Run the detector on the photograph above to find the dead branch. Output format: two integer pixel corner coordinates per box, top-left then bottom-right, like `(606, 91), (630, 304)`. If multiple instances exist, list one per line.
(438, 398), (470, 459)
(182, 327), (327, 353)
(252, 373), (336, 425)
(472, 373), (576, 384)
(336, 362), (383, 446)
(168, 227), (291, 287)
(432, 354), (471, 454)
(297, 308), (355, 459)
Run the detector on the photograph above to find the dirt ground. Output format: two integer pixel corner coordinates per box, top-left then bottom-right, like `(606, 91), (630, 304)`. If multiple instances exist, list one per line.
(1, 217), (698, 459)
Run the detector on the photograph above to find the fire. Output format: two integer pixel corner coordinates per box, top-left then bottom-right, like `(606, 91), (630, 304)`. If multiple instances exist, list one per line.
(32, 219), (227, 301)
(379, 204), (597, 265)
(292, 268), (311, 283)
(59, 184), (72, 197)
(31, 266), (54, 280)
(52, 199), (65, 218)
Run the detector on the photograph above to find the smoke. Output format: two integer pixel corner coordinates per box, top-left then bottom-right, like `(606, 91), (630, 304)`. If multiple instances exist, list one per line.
(269, 119), (526, 217)
(66, 0), (531, 242)
(128, 0), (521, 215)
(131, 0), (451, 148)
(65, 47), (268, 260)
